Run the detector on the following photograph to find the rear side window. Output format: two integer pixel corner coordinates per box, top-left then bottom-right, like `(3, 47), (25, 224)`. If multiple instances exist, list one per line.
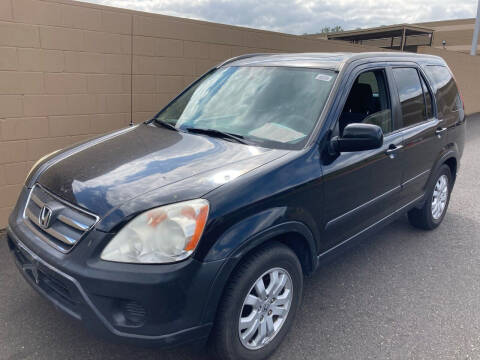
(424, 65), (461, 116)
(392, 68), (425, 128)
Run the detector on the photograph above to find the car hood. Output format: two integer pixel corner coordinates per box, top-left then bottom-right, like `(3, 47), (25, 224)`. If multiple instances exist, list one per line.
(36, 123), (286, 217)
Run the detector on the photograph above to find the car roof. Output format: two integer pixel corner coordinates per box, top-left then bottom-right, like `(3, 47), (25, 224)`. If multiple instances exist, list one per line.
(221, 52), (446, 71)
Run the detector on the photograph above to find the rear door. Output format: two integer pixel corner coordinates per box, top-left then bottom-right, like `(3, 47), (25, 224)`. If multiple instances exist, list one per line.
(390, 66), (445, 204)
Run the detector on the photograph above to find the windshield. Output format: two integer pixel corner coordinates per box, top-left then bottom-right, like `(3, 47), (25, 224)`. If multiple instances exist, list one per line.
(154, 66), (337, 149)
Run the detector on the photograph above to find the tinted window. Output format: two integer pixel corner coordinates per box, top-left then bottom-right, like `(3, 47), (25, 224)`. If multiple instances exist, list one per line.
(419, 74), (434, 119)
(424, 65), (461, 116)
(392, 68), (425, 127)
(339, 70), (392, 135)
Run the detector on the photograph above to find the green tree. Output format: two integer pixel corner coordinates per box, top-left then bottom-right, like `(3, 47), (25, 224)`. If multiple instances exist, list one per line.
(319, 25), (344, 34)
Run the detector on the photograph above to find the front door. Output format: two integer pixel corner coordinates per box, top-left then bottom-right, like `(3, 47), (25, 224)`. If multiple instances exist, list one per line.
(321, 66), (404, 249)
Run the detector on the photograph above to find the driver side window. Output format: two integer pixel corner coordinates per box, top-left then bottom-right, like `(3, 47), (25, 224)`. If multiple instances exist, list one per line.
(339, 69), (392, 136)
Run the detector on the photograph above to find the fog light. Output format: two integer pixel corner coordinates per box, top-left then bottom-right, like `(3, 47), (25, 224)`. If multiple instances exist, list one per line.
(113, 300), (146, 327)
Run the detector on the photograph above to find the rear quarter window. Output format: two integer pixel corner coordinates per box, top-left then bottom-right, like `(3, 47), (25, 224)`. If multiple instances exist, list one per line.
(423, 65), (461, 117)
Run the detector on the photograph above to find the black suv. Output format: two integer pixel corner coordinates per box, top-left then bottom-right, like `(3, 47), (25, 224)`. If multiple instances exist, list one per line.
(7, 52), (465, 360)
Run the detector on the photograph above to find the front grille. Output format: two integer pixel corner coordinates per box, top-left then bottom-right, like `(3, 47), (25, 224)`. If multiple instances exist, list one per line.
(23, 184), (98, 253)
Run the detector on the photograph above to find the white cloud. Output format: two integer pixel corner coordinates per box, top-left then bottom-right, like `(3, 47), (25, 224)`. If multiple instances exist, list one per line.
(80, 0), (477, 34)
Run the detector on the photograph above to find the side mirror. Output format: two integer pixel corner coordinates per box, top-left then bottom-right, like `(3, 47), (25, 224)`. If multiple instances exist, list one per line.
(329, 123), (383, 154)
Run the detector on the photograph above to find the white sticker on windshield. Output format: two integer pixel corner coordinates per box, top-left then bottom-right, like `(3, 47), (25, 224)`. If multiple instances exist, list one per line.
(315, 74), (332, 82)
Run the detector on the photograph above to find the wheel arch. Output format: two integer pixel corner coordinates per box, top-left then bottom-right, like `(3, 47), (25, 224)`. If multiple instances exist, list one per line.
(226, 222), (318, 275)
(201, 221), (317, 324)
(429, 149), (459, 189)
(444, 156), (458, 184)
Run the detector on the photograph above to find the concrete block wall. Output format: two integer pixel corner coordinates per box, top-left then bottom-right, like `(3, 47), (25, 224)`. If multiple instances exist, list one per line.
(0, 0), (136, 226)
(0, 0), (381, 227)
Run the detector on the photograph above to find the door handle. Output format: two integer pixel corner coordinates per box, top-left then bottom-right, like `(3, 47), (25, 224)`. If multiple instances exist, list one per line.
(385, 144), (404, 156)
(435, 127), (447, 136)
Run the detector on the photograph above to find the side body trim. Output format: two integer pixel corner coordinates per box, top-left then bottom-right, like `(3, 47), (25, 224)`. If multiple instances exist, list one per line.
(318, 194), (424, 260)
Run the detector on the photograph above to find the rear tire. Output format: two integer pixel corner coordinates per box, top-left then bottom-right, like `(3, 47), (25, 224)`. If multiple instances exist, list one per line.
(408, 164), (452, 230)
(209, 242), (303, 360)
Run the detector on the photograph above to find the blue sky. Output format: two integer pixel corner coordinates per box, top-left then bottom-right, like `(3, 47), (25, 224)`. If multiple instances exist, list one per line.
(82, 0), (477, 34)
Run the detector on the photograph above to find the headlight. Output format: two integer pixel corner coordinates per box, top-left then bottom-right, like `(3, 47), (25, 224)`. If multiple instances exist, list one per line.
(101, 199), (209, 264)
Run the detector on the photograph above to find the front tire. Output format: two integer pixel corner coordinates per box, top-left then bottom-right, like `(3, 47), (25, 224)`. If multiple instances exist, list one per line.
(209, 242), (303, 360)
(408, 164), (453, 230)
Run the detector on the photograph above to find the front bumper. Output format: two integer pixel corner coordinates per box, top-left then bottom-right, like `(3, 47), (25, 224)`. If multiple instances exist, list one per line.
(6, 222), (224, 348)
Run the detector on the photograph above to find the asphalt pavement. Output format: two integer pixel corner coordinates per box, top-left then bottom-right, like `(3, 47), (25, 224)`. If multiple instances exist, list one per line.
(1, 115), (480, 360)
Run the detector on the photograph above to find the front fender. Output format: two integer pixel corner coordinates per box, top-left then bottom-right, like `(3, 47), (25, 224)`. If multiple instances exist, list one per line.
(201, 216), (317, 324)
(204, 208), (316, 263)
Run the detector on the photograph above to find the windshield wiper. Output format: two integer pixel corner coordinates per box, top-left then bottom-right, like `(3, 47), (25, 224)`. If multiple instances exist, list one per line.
(152, 118), (178, 131)
(185, 127), (249, 144)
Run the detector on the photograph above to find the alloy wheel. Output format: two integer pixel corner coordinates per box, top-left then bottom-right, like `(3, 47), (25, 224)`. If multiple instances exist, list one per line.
(238, 267), (293, 350)
(431, 174), (449, 220)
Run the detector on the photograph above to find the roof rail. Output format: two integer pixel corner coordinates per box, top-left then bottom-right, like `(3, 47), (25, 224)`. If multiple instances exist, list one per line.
(217, 53), (271, 68)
